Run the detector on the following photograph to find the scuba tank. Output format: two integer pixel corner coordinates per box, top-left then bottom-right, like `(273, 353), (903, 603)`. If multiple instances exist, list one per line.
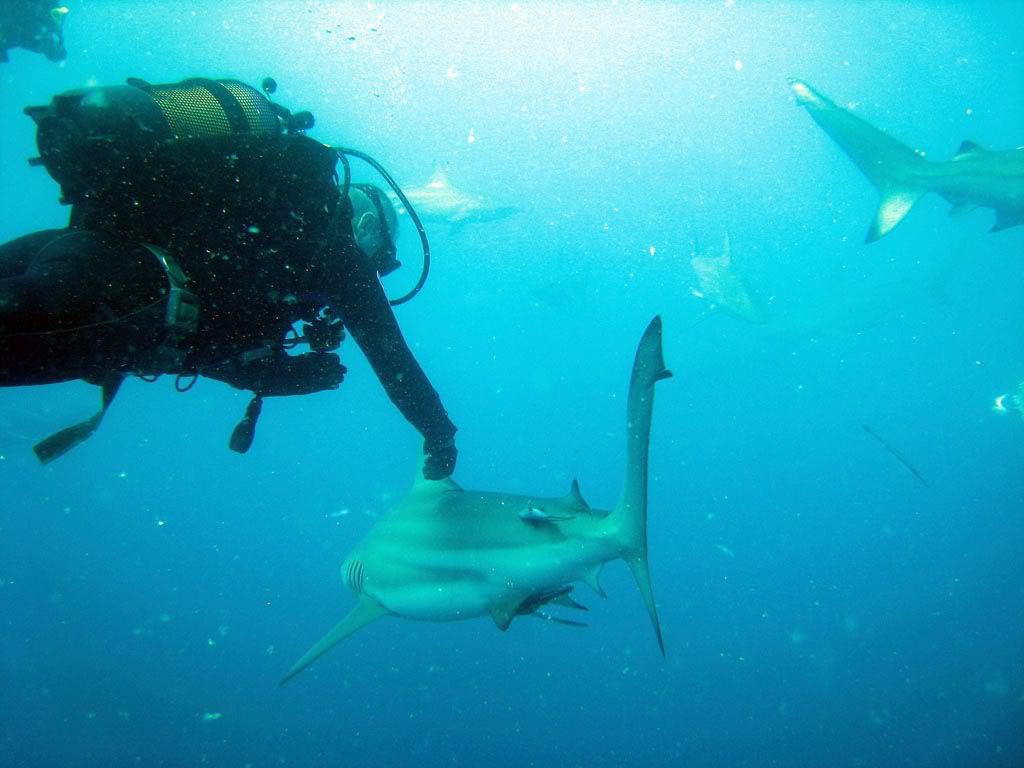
(25, 77), (313, 206)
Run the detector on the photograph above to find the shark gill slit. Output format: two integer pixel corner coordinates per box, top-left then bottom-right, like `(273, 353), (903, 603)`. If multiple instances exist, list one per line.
(347, 560), (365, 593)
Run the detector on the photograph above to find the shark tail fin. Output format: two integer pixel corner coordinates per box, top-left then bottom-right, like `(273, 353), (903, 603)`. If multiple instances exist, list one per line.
(627, 556), (664, 654)
(612, 316), (671, 655)
(789, 78), (929, 241)
(280, 598), (387, 686)
(867, 187), (926, 242)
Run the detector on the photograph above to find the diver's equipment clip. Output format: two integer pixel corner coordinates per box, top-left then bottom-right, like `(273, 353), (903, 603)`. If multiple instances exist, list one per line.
(140, 243), (199, 372)
(143, 243), (199, 336)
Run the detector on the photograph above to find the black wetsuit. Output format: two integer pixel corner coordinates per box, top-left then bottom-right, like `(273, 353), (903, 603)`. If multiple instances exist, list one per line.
(0, 134), (456, 459)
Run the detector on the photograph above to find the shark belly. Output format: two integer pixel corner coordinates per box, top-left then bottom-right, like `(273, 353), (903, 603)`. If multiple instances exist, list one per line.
(353, 500), (620, 623)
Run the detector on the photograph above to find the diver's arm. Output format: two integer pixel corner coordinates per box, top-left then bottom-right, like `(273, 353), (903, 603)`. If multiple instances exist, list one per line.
(334, 257), (457, 453)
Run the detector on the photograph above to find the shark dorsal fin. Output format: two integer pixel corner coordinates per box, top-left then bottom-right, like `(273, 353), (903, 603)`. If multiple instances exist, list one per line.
(955, 140), (987, 158)
(426, 166), (450, 188)
(720, 233), (731, 267)
(411, 474), (462, 497)
(563, 478), (591, 513)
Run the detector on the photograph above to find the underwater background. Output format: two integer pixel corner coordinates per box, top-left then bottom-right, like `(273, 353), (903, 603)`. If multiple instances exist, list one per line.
(2, 1), (1022, 766)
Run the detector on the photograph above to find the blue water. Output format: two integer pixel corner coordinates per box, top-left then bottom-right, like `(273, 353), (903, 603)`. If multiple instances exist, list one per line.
(2, 2), (1023, 766)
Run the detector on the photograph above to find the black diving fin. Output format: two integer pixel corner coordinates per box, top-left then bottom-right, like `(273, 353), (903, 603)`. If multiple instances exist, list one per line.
(33, 373), (125, 464)
(229, 394), (263, 454)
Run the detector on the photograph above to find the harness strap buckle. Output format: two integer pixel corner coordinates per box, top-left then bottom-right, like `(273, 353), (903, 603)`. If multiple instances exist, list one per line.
(142, 243), (199, 336)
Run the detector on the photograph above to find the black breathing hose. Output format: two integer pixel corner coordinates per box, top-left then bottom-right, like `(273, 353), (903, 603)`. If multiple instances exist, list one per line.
(334, 147), (431, 307)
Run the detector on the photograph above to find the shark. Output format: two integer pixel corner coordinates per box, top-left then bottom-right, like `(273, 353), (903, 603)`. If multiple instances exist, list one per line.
(689, 235), (769, 325)
(392, 168), (520, 233)
(993, 379), (1024, 422)
(281, 316), (672, 685)
(789, 78), (1024, 241)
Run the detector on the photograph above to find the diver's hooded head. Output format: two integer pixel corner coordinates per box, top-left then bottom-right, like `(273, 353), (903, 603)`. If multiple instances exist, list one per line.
(348, 183), (400, 276)
(25, 4), (68, 62)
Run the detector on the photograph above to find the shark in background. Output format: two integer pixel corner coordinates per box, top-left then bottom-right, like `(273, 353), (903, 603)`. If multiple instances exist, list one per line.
(391, 167), (520, 234)
(282, 316), (672, 685)
(790, 78), (1024, 241)
(689, 235), (770, 325)
(993, 379), (1024, 422)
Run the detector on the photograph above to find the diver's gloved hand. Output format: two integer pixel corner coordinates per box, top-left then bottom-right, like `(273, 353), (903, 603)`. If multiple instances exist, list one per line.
(204, 351), (345, 396)
(423, 435), (457, 480)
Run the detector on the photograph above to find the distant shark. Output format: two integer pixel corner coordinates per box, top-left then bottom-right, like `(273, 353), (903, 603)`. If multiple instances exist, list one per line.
(282, 316), (672, 684)
(790, 78), (1024, 241)
(392, 168), (520, 233)
(993, 379), (1024, 421)
(689, 235), (769, 324)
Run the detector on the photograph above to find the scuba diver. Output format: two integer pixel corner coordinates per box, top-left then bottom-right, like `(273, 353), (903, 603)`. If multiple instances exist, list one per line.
(0, 77), (458, 479)
(0, 2), (68, 63)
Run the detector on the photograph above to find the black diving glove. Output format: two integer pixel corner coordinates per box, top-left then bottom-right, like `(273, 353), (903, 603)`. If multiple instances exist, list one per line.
(423, 435), (458, 480)
(203, 351), (345, 397)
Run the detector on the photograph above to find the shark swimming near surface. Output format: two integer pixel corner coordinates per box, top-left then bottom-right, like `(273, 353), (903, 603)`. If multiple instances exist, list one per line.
(790, 78), (1024, 241)
(689, 235), (769, 325)
(282, 316), (672, 685)
(391, 167), (520, 233)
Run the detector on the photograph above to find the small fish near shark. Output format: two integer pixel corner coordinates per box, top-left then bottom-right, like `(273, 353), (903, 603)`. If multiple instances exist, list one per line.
(790, 78), (1024, 241)
(391, 167), (520, 234)
(689, 235), (769, 325)
(282, 316), (672, 685)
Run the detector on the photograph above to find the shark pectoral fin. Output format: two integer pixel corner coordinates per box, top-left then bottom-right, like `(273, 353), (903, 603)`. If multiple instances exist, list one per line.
(280, 598), (388, 686)
(991, 209), (1024, 232)
(626, 555), (665, 656)
(867, 187), (924, 242)
(491, 597), (524, 631)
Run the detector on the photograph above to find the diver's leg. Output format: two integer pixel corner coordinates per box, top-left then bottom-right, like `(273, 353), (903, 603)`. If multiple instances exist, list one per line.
(0, 229), (167, 385)
(1, 228), (166, 330)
